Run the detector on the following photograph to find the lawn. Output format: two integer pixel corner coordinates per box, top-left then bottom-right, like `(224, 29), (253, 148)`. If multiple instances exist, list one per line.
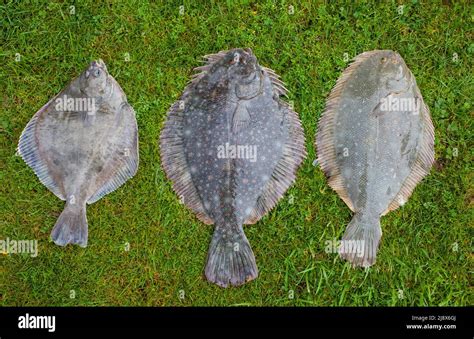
(0, 0), (472, 306)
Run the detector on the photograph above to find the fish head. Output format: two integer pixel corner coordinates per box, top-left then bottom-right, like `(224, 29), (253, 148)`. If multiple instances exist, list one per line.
(223, 48), (261, 84)
(377, 51), (411, 93)
(80, 59), (109, 97)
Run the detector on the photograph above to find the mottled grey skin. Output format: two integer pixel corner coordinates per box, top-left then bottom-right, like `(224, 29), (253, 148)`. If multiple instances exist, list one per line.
(337, 53), (422, 214)
(161, 48), (306, 287)
(18, 60), (138, 247)
(317, 50), (434, 267)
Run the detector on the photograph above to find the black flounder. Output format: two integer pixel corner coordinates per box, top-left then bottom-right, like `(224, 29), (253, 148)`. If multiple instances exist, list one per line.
(160, 48), (306, 287)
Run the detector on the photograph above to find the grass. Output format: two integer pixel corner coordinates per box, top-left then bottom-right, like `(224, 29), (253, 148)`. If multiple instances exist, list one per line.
(0, 0), (472, 306)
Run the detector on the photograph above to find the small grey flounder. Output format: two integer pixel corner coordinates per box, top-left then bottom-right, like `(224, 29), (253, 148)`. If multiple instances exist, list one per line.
(160, 48), (306, 287)
(18, 60), (139, 247)
(317, 50), (434, 267)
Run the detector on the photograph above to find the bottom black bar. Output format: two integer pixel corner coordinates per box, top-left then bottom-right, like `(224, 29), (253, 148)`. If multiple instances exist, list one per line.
(0, 307), (471, 335)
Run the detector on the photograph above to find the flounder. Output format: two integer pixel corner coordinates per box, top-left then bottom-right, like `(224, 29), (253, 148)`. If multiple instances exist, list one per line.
(160, 48), (306, 287)
(317, 50), (435, 267)
(18, 60), (139, 247)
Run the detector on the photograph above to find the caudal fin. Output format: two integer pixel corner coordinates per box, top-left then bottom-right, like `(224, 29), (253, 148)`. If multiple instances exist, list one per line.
(51, 205), (88, 247)
(339, 212), (382, 267)
(205, 228), (258, 288)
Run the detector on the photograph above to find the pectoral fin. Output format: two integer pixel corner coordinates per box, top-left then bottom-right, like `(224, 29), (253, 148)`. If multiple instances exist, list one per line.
(232, 104), (250, 133)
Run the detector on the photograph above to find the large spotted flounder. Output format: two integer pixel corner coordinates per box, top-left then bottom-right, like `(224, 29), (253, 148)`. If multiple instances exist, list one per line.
(160, 48), (306, 287)
(317, 50), (434, 267)
(18, 60), (139, 247)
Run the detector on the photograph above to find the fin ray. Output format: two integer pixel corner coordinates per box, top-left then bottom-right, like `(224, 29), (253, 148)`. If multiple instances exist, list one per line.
(18, 97), (65, 200)
(232, 104), (251, 133)
(160, 101), (214, 225)
(205, 226), (258, 287)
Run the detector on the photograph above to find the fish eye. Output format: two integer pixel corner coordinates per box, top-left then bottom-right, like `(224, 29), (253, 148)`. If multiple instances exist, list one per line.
(93, 69), (101, 77)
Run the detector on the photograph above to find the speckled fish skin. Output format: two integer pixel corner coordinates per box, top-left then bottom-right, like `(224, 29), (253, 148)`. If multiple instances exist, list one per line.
(317, 50), (434, 267)
(160, 48), (306, 287)
(18, 60), (139, 247)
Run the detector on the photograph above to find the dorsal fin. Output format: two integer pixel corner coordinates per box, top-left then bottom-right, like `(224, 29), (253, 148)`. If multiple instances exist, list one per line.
(188, 50), (229, 87)
(17, 95), (66, 200)
(262, 66), (288, 97)
(159, 100), (214, 225)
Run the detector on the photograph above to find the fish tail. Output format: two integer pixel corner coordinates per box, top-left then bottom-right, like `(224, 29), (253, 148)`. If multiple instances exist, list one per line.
(339, 212), (382, 267)
(205, 225), (258, 288)
(51, 204), (88, 247)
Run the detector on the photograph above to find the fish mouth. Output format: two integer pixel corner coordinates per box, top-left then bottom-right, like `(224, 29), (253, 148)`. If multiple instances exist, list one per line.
(92, 59), (107, 71)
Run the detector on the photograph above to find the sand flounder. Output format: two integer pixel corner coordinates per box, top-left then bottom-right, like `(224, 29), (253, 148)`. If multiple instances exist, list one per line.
(160, 48), (306, 287)
(18, 60), (139, 247)
(317, 50), (435, 267)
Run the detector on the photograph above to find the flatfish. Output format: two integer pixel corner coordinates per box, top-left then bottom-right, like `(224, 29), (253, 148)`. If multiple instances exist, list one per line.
(160, 48), (306, 287)
(317, 50), (434, 267)
(18, 59), (139, 247)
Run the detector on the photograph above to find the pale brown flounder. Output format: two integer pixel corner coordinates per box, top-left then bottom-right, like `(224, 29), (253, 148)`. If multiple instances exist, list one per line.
(316, 50), (435, 267)
(160, 48), (306, 287)
(18, 60), (139, 247)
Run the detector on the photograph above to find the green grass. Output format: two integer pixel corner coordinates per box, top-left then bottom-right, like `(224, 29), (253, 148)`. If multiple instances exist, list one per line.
(0, 0), (472, 306)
